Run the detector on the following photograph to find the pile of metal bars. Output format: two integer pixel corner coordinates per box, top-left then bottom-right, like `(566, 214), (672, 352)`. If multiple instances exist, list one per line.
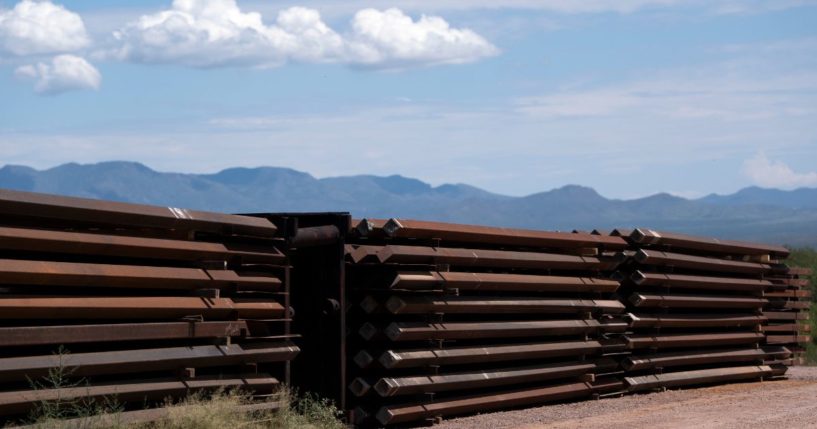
(615, 228), (796, 393)
(345, 219), (631, 426)
(763, 266), (812, 364)
(0, 189), (296, 421)
(0, 188), (810, 427)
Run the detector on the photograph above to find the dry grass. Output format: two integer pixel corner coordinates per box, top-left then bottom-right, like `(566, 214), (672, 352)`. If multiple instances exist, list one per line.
(17, 389), (344, 429)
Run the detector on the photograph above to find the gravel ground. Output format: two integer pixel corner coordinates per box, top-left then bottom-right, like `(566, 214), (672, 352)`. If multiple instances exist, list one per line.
(437, 366), (817, 429)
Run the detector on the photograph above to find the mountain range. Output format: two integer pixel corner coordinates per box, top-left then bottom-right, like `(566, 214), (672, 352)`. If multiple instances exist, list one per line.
(1, 161), (816, 247)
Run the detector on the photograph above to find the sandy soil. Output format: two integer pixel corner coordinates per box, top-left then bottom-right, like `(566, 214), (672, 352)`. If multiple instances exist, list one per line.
(437, 366), (817, 429)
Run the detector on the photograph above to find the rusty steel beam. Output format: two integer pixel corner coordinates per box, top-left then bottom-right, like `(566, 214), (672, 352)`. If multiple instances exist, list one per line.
(0, 342), (299, 381)
(377, 340), (604, 369)
(383, 319), (619, 341)
(622, 346), (790, 371)
(765, 290), (812, 298)
(610, 228), (633, 237)
(762, 311), (809, 321)
(766, 335), (811, 344)
(633, 249), (773, 274)
(0, 226), (283, 264)
(384, 296), (625, 314)
(0, 321), (248, 346)
(289, 225), (340, 248)
(626, 313), (766, 328)
(0, 189), (277, 237)
(630, 271), (771, 292)
(628, 293), (767, 309)
(625, 365), (773, 392)
(348, 245), (384, 263)
(762, 324), (809, 333)
(0, 375), (279, 416)
(0, 259), (281, 291)
(375, 381), (595, 425)
(371, 359), (617, 397)
(624, 332), (764, 349)
(376, 245), (624, 270)
(0, 297), (285, 319)
(629, 228), (790, 258)
(353, 218), (388, 238)
(389, 271), (620, 293)
(382, 219), (628, 250)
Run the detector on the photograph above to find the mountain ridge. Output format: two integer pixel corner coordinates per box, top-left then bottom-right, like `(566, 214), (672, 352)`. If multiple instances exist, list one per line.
(1, 161), (816, 246)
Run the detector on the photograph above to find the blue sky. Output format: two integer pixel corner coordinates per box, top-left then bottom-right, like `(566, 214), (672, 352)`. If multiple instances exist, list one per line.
(1, 0), (816, 198)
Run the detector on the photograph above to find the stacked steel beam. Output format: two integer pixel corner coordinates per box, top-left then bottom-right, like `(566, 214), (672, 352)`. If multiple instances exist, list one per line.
(345, 219), (629, 426)
(617, 228), (795, 393)
(0, 189), (296, 421)
(763, 266), (812, 364)
(0, 187), (809, 426)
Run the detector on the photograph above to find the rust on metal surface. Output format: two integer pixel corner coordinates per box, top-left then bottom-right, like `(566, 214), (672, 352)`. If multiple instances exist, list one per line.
(0, 226), (283, 263)
(625, 313), (766, 328)
(633, 249), (774, 274)
(0, 321), (249, 346)
(376, 245), (624, 270)
(765, 290), (811, 298)
(372, 359), (616, 397)
(375, 381), (595, 425)
(622, 346), (790, 370)
(762, 311), (809, 321)
(390, 271), (620, 293)
(0, 188), (278, 237)
(623, 332), (764, 349)
(383, 319), (613, 341)
(629, 293), (767, 309)
(382, 219), (628, 250)
(624, 365), (773, 392)
(0, 297), (285, 319)
(0, 259), (281, 291)
(630, 228), (789, 257)
(377, 340), (604, 369)
(0, 342), (299, 381)
(631, 271), (772, 292)
(353, 218), (388, 237)
(384, 296), (625, 314)
(289, 225), (340, 248)
(766, 335), (811, 344)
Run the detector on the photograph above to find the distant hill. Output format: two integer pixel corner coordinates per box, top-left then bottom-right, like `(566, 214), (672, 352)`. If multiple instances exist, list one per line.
(699, 186), (817, 209)
(1, 161), (816, 247)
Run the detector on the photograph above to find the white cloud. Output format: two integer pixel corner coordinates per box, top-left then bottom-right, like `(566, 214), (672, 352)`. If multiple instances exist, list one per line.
(0, 0), (90, 56)
(346, 8), (498, 67)
(15, 54), (101, 94)
(742, 152), (817, 189)
(109, 0), (497, 69)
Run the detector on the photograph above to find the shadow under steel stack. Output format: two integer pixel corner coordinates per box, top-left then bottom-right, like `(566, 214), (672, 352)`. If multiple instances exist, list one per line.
(345, 219), (629, 426)
(763, 265), (812, 365)
(0, 189), (297, 423)
(615, 228), (795, 393)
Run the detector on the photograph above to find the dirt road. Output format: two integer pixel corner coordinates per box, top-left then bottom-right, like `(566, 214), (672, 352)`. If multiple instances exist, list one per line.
(438, 366), (817, 429)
